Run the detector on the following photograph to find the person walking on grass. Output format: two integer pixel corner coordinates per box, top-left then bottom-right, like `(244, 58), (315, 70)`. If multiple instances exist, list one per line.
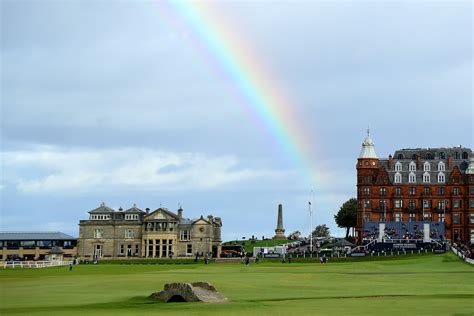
(69, 261), (73, 271)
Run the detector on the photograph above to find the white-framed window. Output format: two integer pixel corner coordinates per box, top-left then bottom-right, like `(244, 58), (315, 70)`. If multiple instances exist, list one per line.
(423, 162), (431, 171)
(470, 229), (474, 243)
(438, 161), (445, 171)
(438, 172), (445, 183)
(180, 230), (190, 241)
(438, 200), (446, 210)
(470, 213), (474, 224)
(394, 172), (402, 183)
(409, 161), (416, 171)
(409, 172), (416, 183)
(186, 244), (193, 255)
(395, 162), (402, 171)
(94, 228), (104, 239)
(409, 213), (416, 222)
(395, 213), (401, 222)
(395, 200), (403, 208)
(364, 187), (370, 195)
(423, 200), (430, 209)
(364, 200), (371, 208)
(423, 172), (430, 183)
(125, 229), (134, 239)
(438, 213), (445, 222)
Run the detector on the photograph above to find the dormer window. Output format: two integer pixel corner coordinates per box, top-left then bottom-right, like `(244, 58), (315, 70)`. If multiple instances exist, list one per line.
(408, 172), (416, 183)
(438, 161), (445, 171)
(395, 162), (402, 171)
(394, 172), (402, 183)
(423, 162), (430, 172)
(423, 172), (430, 183)
(438, 172), (445, 183)
(439, 152), (446, 159)
(409, 161), (416, 172)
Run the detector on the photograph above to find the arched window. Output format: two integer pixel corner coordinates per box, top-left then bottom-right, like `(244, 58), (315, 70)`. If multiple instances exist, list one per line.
(454, 152), (460, 159)
(409, 161), (416, 172)
(438, 161), (445, 171)
(409, 172), (416, 183)
(423, 172), (430, 183)
(394, 172), (402, 183)
(462, 152), (468, 159)
(426, 152), (433, 159)
(439, 152), (446, 159)
(438, 172), (445, 183)
(395, 162), (402, 171)
(423, 161), (431, 171)
(397, 154), (404, 159)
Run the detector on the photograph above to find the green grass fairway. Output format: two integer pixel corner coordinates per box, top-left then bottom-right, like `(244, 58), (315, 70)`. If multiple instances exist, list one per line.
(1, 253), (473, 316)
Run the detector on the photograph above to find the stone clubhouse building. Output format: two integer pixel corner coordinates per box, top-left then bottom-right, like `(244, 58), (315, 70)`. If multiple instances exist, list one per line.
(78, 203), (222, 259)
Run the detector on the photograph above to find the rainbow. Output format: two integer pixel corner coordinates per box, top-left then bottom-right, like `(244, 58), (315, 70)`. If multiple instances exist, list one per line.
(161, 1), (321, 186)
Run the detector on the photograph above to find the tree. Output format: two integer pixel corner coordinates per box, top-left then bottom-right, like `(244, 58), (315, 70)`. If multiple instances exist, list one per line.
(312, 224), (330, 238)
(334, 198), (357, 238)
(287, 230), (301, 240)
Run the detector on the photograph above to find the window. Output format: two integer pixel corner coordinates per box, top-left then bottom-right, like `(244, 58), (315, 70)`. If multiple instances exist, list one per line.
(395, 187), (401, 196)
(462, 152), (468, 159)
(423, 200), (431, 209)
(409, 213), (416, 222)
(135, 244), (139, 254)
(453, 187), (460, 195)
(423, 187), (431, 196)
(180, 230), (190, 241)
(438, 187), (445, 195)
(438, 161), (445, 171)
(423, 172), (430, 183)
(409, 161), (416, 171)
(395, 200), (403, 208)
(453, 213), (460, 225)
(119, 244), (124, 255)
(455, 152), (460, 159)
(438, 200), (446, 210)
(409, 172), (416, 183)
(453, 200), (460, 208)
(395, 213), (401, 222)
(424, 213), (432, 221)
(423, 162), (431, 171)
(409, 187), (416, 196)
(364, 200), (371, 208)
(471, 213), (474, 224)
(395, 162), (402, 171)
(439, 152), (446, 159)
(187, 244), (193, 255)
(394, 172), (402, 183)
(397, 154), (404, 159)
(364, 176), (371, 184)
(409, 200), (416, 210)
(125, 229), (134, 239)
(437, 172), (445, 183)
(94, 228), (104, 239)
(379, 200), (387, 211)
(380, 187), (386, 196)
(426, 152), (433, 159)
(438, 213), (445, 222)
(364, 187), (370, 196)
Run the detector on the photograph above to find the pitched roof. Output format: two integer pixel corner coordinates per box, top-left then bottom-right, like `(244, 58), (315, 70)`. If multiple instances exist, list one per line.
(0, 232), (77, 240)
(124, 205), (144, 213)
(89, 203), (115, 214)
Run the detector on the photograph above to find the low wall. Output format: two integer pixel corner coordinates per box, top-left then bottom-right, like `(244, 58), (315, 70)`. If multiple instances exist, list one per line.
(451, 247), (474, 265)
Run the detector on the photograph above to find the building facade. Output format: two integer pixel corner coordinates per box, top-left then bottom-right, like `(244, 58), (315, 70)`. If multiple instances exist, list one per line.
(78, 203), (222, 259)
(0, 232), (77, 261)
(356, 133), (474, 244)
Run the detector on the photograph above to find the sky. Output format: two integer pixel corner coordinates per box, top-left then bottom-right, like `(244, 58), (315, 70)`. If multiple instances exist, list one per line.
(1, 0), (472, 240)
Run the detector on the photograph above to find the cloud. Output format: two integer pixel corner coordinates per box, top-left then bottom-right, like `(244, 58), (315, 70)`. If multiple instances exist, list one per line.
(2, 146), (288, 194)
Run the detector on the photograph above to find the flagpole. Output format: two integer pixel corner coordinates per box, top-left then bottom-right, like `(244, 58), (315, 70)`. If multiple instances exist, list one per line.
(309, 189), (314, 258)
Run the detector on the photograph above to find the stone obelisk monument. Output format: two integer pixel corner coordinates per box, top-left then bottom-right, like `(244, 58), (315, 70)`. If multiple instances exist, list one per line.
(273, 204), (286, 239)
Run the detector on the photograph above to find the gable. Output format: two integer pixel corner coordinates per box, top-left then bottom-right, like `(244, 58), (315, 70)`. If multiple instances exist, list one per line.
(146, 208), (179, 221)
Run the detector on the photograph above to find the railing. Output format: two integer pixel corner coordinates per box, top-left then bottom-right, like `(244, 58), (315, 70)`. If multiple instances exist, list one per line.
(451, 247), (474, 265)
(351, 239), (377, 253)
(3, 260), (69, 269)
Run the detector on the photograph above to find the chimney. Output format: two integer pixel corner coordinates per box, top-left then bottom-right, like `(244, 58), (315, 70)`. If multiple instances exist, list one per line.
(145, 208), (150, 214)
(388, 155), (393, 169)
(214, 217), (222, 226)
(416, 155), (421, 168)
(447, 156), (453, 169)
(207, 214), (213, 222)
(177, 208), (183, 219)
